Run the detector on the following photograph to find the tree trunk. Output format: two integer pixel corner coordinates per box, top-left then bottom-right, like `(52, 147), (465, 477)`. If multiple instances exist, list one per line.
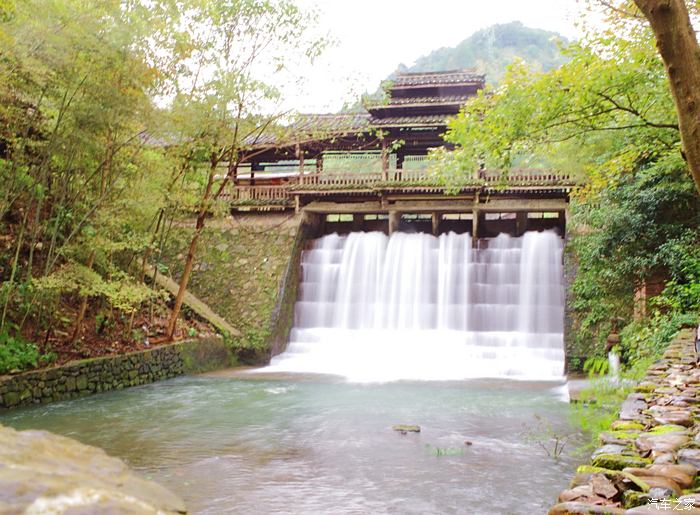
(70, 249), (96, 342)
(633, 0), (700, 194)
(165, 216), (203, 341)
(165, 159), (219, 341)
(165, 152), (241, 341)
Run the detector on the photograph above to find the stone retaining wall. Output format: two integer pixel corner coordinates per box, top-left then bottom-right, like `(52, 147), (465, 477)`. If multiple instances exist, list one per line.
(0, 337), (236, 410)
(550, 328), (700, 514)
(161, 213), (302, 363)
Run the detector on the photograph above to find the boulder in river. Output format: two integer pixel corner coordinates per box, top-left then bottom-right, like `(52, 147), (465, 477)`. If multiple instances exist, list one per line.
(0, 423), (186, 514)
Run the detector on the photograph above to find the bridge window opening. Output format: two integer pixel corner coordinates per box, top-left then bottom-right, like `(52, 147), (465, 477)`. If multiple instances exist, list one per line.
(326, 214), (353, 222)
(527, 212), (560, 219)
(485, 212), (516, 221)
(363, 214), (389, 221)
(442, 213), (472, 221)
(401, 214), (432, 221)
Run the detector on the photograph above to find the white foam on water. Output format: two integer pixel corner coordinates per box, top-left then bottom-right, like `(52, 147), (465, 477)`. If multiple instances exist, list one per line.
(262, 230), (565, 382)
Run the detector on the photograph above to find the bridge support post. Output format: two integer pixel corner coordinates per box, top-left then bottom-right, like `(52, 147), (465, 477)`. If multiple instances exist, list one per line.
(396, 151), (404, 181)
(381, 139), (389, 181)
(352, 214), (363, 231)
(296, 144), (304, 182)
(516, 211), (527, 236)
(250, 161), (264, 186)
(472, 209), (480, 248)
(431, 212), (440, 236)
(389, 211), (400, 235)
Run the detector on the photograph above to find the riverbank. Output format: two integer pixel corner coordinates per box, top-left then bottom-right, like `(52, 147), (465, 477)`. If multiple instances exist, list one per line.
(0, 337), (237, 409)
(550, 328), (700, 514)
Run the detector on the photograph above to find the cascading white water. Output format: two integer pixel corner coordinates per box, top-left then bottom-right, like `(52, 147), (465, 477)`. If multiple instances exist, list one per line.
(265, 230), (565, 382)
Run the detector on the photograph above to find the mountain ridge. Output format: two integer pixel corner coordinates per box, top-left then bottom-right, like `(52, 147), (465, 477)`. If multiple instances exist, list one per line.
(393, 21), (568, 85)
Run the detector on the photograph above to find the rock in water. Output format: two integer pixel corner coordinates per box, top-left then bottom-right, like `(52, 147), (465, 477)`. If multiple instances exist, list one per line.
(0, 424), (186, 514)
(392, 424), (421, 433)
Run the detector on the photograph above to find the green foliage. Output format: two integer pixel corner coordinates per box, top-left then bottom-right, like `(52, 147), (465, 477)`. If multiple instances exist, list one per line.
(33, 263), (163, 314)
(582, 356), (610, 378)
(653, 236), (700, 313)
(573, 311), (692, 447)
(39, 351), (57, 366)
(572, 378), (632, 448)
(434, 9), (699, 357)
(619, 311), (696, 368)
(95, 312), (112, 334)
(0, 0), (326, 353)
(569, 161), (699, 351)
(343, 22), (567, 113)
(0, 329), (39, 373)
(435, 19), (679, 184)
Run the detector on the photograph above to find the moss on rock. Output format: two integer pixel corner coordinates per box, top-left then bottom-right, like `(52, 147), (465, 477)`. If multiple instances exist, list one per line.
(591, 453), (651, 471)
(610, 421), (645, 432)
(647, 424), (688, 435)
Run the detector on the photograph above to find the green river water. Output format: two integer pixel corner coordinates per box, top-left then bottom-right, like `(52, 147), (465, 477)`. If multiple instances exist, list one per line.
(1, 371), (580, 514)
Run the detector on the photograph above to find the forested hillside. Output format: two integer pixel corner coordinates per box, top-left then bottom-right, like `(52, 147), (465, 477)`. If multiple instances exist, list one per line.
(394, 21), (567, 84)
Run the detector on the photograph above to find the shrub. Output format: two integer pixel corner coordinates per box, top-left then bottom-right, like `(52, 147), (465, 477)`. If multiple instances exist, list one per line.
(0, 331), (39, 374)
(619, 311), (697, 369)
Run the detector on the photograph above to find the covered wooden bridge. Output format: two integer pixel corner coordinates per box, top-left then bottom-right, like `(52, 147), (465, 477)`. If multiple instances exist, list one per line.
(223, 69), (577, 238)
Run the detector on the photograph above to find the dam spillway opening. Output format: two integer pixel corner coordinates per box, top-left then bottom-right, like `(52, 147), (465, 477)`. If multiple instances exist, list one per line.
(266, 229), (565, 382)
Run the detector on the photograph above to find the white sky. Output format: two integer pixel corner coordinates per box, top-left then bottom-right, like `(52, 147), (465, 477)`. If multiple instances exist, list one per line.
(289, 0), (586, 112)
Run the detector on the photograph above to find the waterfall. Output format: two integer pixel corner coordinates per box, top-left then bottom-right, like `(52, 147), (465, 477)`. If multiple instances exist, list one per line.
(265, 230), (565, 382)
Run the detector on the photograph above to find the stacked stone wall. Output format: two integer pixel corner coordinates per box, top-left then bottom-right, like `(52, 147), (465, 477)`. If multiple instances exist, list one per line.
(0, 337), (234, 410)
(551, 328), (700, 514)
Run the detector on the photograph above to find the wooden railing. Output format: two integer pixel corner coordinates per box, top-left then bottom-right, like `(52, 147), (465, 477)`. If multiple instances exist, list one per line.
(479, 169), (571, 183)
(388, 170), (434, 183)
(223, 168), (575, 206)
(296, 170), (439, 187)
(226, 185), (291, 203)
(299, 172), (382, 187)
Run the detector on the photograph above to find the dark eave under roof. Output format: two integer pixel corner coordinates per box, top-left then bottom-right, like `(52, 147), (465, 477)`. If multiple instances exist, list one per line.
(370, 114), (449, 127)
(367, 94), (474, 108)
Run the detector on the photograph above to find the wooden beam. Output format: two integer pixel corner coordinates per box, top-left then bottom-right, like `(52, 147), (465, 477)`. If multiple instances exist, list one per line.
(477, 198), (568, 212)
(303, 201), (384, 214)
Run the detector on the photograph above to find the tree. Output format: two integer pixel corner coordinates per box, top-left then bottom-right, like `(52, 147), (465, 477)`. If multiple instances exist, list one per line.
(162, 0), (327, 341)
(436, 1), (700, 196)
(0, 0), (183, 343)
(632, 0), (700, 194)
(435, 33), (680, 190)
(433, 3), (700, 355)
